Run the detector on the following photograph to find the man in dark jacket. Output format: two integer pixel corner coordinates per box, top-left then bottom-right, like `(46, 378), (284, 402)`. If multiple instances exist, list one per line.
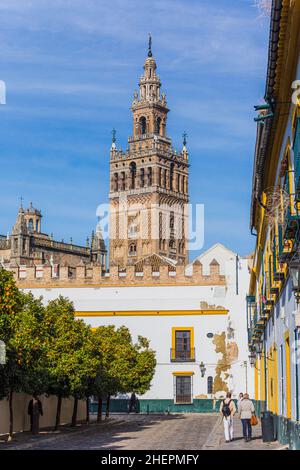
(128, 392), (137, 413)
(28, 395), (43, 434)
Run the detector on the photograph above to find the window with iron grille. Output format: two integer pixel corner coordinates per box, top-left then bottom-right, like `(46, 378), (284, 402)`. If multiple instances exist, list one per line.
(175, 376), (192, 404)
(207, 376), (213, 394)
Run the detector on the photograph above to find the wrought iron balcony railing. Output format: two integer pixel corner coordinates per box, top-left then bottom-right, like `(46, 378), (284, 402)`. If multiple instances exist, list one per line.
(170, 348), (195, 362)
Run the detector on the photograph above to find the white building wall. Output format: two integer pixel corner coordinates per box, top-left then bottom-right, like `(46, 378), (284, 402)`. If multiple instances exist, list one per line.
(24, 244), (253, 402)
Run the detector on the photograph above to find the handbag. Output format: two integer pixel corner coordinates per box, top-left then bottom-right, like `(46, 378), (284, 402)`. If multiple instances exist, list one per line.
(251, 414), (258, 426)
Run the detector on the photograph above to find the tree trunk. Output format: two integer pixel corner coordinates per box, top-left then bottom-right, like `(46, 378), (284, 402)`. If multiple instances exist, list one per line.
(54, 395), (62, 431)
(8, 389), (13, 440)
(97, 396), (102, 422)
(86, 397), (90, 424)
(105, 395), (110, 418)
(71, 397), (78, 427)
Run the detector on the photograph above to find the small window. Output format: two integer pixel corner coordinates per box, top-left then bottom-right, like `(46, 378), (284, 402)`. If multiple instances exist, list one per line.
(113, 173), (118, 192)
(28, 218), (34, 232)
(140, 168), (145, 187)
(207, 376), (213, 395)
(139, 116), (147, 135)
(156, 117), (161, 135)
(128, 243), (137, 256)
(170, 163), (174, 191)
(129, 162), (137, 189)
(148, 167), (152, 186)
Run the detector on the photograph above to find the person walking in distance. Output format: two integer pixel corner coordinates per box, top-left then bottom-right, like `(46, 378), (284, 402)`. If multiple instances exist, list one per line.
(220, 392), (236, 443)
(128, 392), (137, 413)
(28, 395), (43, 434)
(238, 393), (255, 442)
(237, 392), (244, 411)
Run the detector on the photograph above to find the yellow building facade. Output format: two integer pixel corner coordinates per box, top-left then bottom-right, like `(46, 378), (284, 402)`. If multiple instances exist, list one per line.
(248, 0), (300, 449)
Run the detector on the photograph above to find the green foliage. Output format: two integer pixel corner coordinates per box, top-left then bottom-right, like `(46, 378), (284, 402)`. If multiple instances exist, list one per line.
(0, 268), (157, 431)
(44, 296), (98, 398)
(91, 325), (156, 398)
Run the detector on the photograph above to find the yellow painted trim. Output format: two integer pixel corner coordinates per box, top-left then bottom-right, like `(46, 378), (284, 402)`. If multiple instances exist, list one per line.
(260, 353), (266, 402)
(254, 359), (259, 401)
(285, 333), (292, 419)
(284, 330), (290, 341)
(274, 346), (279, 415)
(172, 371), (195, 376)
(75, 309), (229, 317)
(171, 327), (195, 361)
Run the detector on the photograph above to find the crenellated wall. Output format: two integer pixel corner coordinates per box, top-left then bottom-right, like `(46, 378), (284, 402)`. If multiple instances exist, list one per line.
(3, 261), (226, 288)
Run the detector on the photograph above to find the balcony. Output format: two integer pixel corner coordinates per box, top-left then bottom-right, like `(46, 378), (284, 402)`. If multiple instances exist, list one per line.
(170, 348), (195, 362)
(283, 206), (300, 241)
(274, 271), (285, 281)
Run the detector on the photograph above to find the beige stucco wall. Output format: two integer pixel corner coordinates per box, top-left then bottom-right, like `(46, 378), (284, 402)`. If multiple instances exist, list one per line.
(0, 393), (86, 435)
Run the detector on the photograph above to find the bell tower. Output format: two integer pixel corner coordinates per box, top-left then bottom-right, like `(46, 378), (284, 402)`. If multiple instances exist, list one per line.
(109, 37), (189, 268)
(132, 35), (168, 140)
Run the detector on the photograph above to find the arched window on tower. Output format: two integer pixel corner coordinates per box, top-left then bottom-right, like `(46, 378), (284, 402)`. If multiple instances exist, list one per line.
(121, 171), (125, 191)
(164, 169), (167, 189)
(139, 116), (147, 135)
(156, 117), (161, 135)
(170, 162), (174, 191)
(114, 173), (118, 192)
(140, 168), (145, 188)
(28, 218), (34, 232)
(148, 167), (152, 186)
(159, 167), (162, 187)
(177, 173), (180, 192)
(129, 162), (137, 189)
(128, 243), (137, 257)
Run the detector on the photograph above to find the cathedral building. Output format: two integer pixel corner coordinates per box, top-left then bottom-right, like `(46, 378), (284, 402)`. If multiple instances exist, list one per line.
(109, 37), (189, 268)
(0, 202), (107, 271)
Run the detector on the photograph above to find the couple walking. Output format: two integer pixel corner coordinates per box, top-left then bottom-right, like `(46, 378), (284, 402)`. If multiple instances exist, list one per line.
(220, 392), (255, 443)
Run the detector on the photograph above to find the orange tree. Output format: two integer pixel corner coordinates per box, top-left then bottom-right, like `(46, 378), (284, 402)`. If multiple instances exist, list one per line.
(44, 296), (98, 429)
(0, 269), (26, 436)
(90, 326), (156, 418)
(0, 270), (49, 437)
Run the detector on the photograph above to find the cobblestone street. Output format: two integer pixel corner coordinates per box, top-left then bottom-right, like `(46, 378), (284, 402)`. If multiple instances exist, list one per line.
(1, 413), (285, 451)
(2, 414), (217, 450)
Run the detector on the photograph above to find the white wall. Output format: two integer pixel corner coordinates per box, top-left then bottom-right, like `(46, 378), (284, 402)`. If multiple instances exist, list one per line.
(24, 244), (253, 402)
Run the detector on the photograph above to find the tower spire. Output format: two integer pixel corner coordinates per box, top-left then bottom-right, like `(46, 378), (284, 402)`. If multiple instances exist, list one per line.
(111, 128), (117, 150)
(148, 33), (152, 57)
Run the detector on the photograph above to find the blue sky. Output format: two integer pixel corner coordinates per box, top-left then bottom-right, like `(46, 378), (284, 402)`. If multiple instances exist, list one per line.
(0, 0), (270, 259)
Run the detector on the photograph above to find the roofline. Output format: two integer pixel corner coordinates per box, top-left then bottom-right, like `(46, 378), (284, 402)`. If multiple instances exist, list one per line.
(250, 0), (283, 229)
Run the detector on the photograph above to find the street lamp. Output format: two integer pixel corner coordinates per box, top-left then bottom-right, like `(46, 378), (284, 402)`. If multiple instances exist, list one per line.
(248, 352), (256, 367)
(199, 362), (206, 377)
(254, 341), (263, 357)
(290, 256), (300, 301)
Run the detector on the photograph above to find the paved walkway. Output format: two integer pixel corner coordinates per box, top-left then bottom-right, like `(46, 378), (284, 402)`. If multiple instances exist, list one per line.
(1, 414), (286, 450)
(202, 416), (285, 450)
(1, 414), (217, 450)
